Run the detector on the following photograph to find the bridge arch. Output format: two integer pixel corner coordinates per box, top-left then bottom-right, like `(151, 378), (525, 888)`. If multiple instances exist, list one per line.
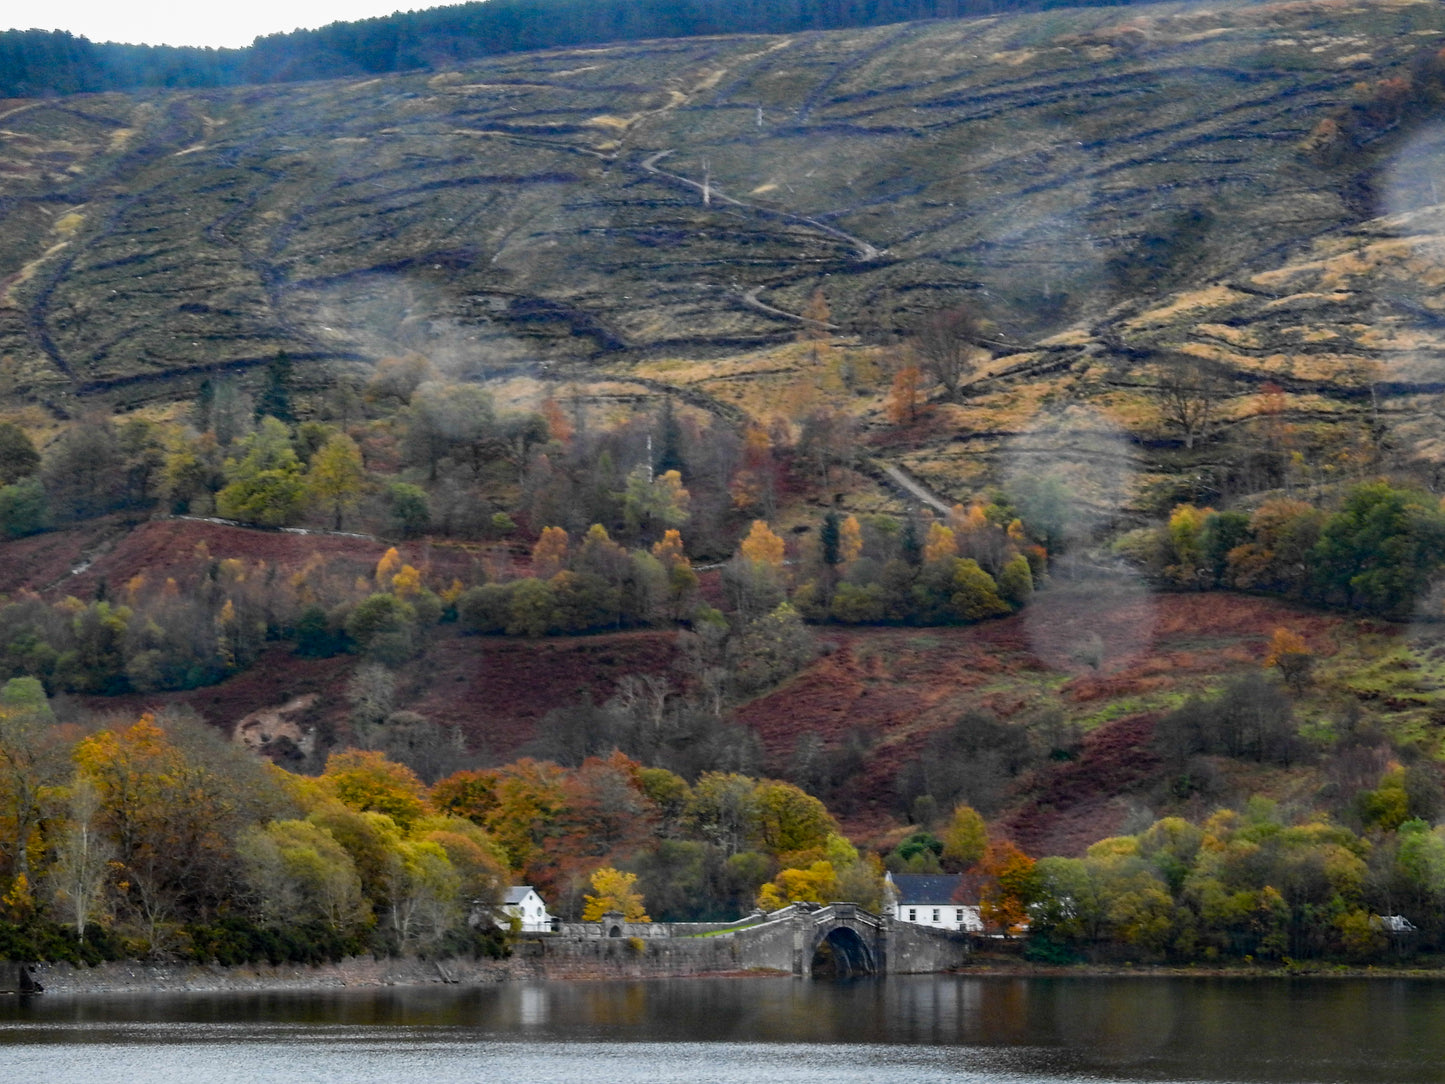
(807, 922), (876, 979)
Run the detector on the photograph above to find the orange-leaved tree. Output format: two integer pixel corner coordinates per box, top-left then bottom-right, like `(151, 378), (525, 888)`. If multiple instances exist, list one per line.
(977, 839), (1037, 936)
(887, 365), (922, 425)
(1263, 626), (1314, 695)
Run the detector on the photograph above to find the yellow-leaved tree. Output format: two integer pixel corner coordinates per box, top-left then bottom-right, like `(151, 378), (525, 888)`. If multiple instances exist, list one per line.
(532, 526), (570, 579)
(922, 523), (957, 564)
(582, 866), (649, 921)
(838, 515), (864, 567)
(941, 803), (989, 870)
(739, 519), (786, 568)
(375, 547), (403, 589)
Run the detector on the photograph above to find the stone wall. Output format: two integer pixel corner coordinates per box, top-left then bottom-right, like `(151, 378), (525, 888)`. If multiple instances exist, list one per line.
(508, 932), (767, 980)
(0, 961), (43, 994)
(884, 920), (971, 974)
(30, 934), (789, 994)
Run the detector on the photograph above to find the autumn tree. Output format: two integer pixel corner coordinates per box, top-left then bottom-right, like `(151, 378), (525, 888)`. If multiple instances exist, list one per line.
(740, 519), (786, 567)
(651, 529), (699, 620)
(430, 769), (499, 824)
(418, 815), (508, 911)
(1225, 499), (1326, 594)
(977, 839), (1037, 935)
(74, 713), (285, 948)
(922, 523), (957, 564)
(306, 432), (367, 530)
(483, 758), (569, 874)
(320, 749), (429, 829)
(753, 780), (836, 857)
(727, 519), (789, 619)
(236, 818), (371, 935)
(541, 396), (572, 445)
(582, 865), (649, 921)
(756, 860), (836, 910)
(532, 526), (570, 579)
(1264, 627), (1314, 695)
(887, 365), (923, 424)
(941, 803), (989, 870)
(729, 425), (778, 517)
(1163, 503), (1212, 587)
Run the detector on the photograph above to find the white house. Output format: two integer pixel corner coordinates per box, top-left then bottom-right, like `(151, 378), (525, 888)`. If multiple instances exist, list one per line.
(502, 885), (554, 932)
(885, 871), (983, 933)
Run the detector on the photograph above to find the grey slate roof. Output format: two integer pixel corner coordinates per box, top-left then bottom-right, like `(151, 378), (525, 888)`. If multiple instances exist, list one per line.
(504, 886), (536, 905)
(890, 874), (972, 906)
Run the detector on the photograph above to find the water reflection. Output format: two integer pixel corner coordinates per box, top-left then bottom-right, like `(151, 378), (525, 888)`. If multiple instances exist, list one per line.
(517, 984), (546, 1027)
(6, 975), (1445, 1082)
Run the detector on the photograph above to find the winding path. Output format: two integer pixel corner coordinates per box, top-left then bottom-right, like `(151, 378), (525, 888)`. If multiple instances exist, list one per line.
(876, 462), (954, 515)
(640, 149), (884, 262)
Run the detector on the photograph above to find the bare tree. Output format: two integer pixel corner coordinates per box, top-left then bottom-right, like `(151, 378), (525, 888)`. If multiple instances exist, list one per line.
(51, 776), (115, 942)
(912, 307), (985, 400)
(1153, 352), (1232, 450)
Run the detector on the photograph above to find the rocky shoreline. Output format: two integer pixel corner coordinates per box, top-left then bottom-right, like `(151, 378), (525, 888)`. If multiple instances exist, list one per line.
(30, 954), (522, 995)
(27, 958), (1445, 996)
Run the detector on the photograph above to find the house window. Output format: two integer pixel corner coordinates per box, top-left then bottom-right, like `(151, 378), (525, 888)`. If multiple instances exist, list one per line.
(956, 909), (964, 923)
(908, 909), (916, 922)
(932, 909), (940, 923)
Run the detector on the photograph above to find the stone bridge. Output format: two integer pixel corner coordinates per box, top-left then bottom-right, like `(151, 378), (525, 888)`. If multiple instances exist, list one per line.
(564, 902), (970, 978)
(734, 902), (970, 977)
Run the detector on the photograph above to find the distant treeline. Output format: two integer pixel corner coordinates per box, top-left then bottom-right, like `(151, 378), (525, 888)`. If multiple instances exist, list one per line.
(1, 0), (1139, 98)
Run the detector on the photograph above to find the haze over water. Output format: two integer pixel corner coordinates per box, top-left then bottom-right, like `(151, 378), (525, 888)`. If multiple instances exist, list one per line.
(4, 974), (1445, 1083)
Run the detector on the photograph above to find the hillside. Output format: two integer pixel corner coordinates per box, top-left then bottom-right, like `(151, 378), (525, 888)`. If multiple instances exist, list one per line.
(0, 0), (1440, 424)
(6, 514), (1429, 860)
(0, 0), (1444, 852)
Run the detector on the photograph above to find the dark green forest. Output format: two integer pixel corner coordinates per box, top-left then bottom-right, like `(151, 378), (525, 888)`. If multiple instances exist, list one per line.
(1, 0), (1142, 98)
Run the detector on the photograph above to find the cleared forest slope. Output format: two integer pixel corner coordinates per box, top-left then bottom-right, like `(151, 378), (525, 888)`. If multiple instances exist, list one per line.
(0, 0), (1442, 413)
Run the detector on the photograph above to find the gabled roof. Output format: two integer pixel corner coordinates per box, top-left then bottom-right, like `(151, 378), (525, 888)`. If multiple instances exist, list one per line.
(504, 885), (541, 905)
(889, 873), (976, 906)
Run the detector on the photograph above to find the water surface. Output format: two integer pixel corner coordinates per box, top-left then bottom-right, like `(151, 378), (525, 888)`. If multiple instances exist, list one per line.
(4, 973), (1444, 1083)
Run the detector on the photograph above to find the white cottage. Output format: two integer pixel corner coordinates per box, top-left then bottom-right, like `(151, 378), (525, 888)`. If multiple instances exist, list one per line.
(885, 871), (983, 932)
(502, 885), (554, 932)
